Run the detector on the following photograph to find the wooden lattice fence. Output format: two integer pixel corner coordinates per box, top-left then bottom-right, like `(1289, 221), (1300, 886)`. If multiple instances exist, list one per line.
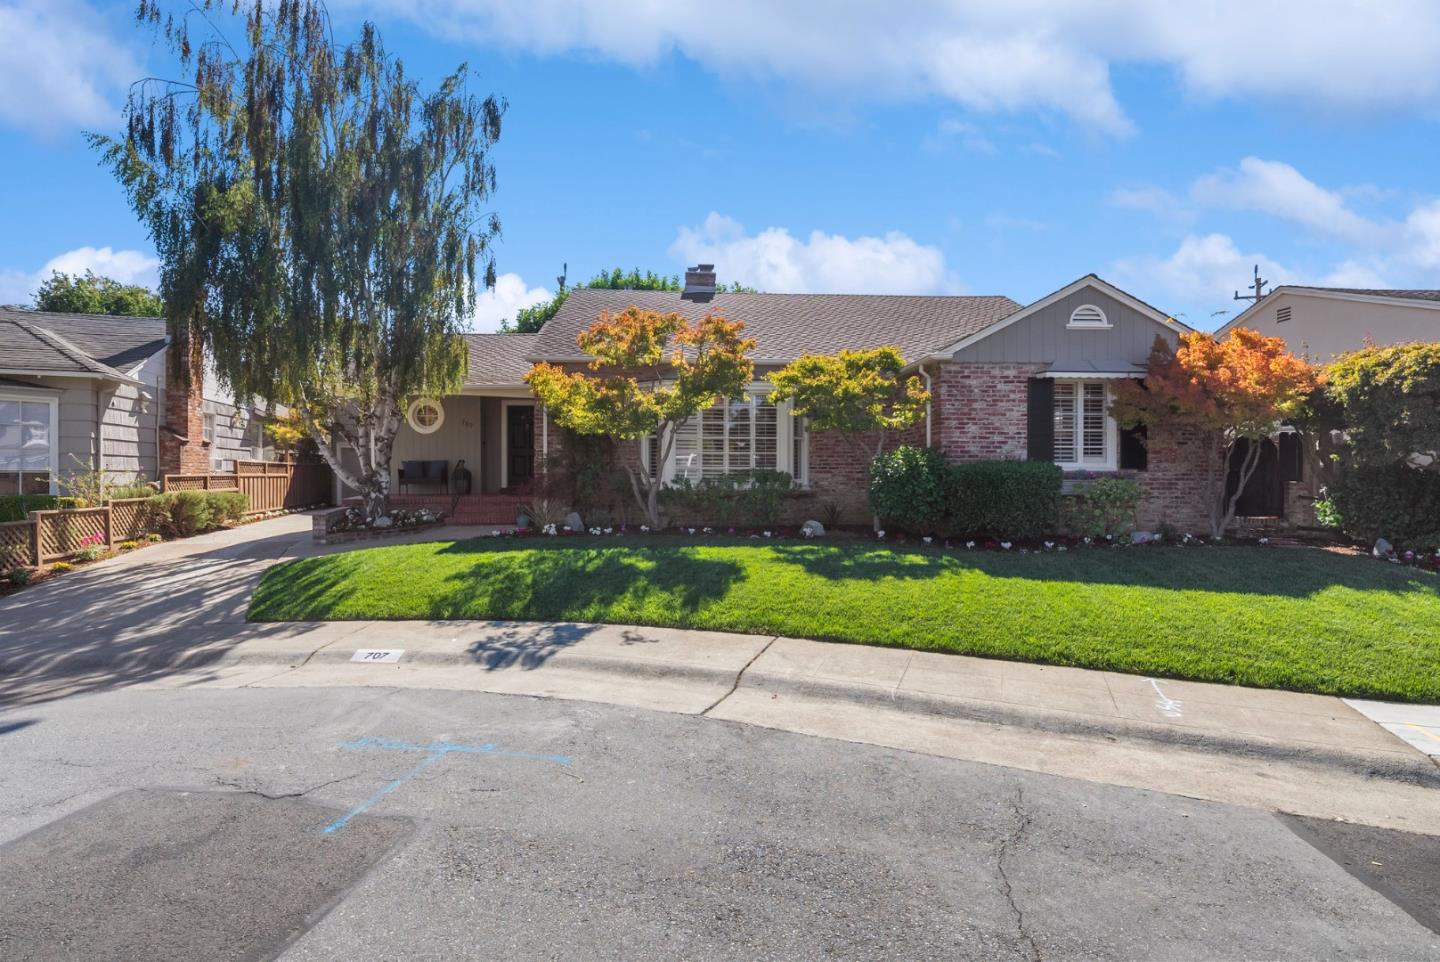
(0, 520), (35, 570)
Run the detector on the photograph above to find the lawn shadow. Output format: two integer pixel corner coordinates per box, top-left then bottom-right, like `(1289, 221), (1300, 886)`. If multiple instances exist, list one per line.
(432, 540), (745, 620)
(767, 541), (1440, 600)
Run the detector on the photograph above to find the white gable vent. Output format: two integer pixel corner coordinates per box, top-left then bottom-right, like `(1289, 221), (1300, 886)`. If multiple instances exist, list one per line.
(1068, 304), (1110, 328)
(1276, 305), (1292, 323)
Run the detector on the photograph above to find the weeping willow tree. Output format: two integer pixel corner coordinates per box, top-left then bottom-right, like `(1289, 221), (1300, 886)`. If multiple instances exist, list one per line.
(91, 0), (505, 517)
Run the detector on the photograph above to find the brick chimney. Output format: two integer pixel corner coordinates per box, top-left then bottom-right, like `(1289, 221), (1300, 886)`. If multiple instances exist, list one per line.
(158, 327), (210, 476)
(682, 263), (717, 301)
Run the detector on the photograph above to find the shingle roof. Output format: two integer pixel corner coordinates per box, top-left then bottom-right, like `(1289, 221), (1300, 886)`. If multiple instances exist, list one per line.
(1287, 287), (1440, 303)
(463, 332), (540, 386)
(0, 308), (166, 380)
(531, 289), (1024, 364)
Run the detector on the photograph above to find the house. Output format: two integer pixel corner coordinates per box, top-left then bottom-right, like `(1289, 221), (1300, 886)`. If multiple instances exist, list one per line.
(1217, 286), (1440, 362)
(381, 269), (1213, 531)
(1215, 285), (1440, 522)
(0, 307), (278, 495)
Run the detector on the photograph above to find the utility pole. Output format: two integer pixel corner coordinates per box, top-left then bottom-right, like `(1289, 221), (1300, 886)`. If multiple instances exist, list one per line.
(1234, 264), (1268, 305)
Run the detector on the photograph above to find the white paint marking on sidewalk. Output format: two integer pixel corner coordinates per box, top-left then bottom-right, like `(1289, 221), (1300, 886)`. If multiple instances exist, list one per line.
(351, 649), (404, 664)
(1149, 679), (1184, 719)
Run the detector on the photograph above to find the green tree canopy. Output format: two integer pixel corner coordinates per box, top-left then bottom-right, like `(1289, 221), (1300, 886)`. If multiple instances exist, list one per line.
(525, 305), (755, 527)
(33, 270), (162, 316)
(505, 267), (758, 333)
(93, 0), (504, 517)
(1324, 341), (1440, 468)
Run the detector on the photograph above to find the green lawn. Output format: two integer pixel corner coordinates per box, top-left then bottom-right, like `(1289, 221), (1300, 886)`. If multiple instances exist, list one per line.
(249, 538), (1440, 701)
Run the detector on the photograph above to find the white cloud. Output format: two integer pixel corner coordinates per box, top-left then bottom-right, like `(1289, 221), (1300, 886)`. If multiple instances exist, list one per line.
(1402, 201), (1440, 270)
(0, 246), (160, 307)
(0, 1), (140, 137)
(668, 212), (960, 295)
(1108, 186), (1193, 223)
(1113, 234), (1294, 311)
(1191, 157), (1386, 245)
(467, 272), (553, 332)
(926, 119), (996, 154)
(349, 0), (1440, 134)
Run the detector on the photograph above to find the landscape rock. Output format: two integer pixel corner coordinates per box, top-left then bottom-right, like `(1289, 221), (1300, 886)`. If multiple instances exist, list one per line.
(1131, 530), (1157, 544)
(1373, 538), (1393, 558)
(801, 520), (825, 538)
(565, 511), (584, 533)
(372, 515), (393, 529)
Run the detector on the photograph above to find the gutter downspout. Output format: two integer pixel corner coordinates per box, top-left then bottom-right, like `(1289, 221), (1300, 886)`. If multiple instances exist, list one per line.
(920, 364), (933, 449)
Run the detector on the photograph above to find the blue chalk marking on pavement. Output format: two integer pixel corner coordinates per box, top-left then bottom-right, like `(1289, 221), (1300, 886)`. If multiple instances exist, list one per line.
(321, 734), (570, 834)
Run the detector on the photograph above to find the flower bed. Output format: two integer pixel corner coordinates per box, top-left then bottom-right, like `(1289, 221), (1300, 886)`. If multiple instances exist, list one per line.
(313, 505), (444, 545)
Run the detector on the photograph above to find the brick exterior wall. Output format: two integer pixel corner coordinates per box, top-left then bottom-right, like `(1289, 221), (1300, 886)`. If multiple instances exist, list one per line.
(1131, 423), (1215, 533)
(159, 335), (209, 476)
(931, 362), (1042, 460)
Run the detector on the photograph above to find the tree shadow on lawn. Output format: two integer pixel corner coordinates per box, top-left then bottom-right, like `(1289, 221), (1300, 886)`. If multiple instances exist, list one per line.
(431, 539), (745, 622)
(766, 542), (1440, 601)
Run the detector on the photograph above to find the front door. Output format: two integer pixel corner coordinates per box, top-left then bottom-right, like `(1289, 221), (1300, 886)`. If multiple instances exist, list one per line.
(506, 404), (535, 489)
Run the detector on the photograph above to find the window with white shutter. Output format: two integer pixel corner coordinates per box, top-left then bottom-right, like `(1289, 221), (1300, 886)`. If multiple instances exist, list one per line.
(1051, 379), (1117, 470)
(642, 387), (802, 482)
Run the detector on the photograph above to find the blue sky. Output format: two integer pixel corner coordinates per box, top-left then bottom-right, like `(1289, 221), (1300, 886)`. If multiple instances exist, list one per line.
(3, 1), (1440, 332)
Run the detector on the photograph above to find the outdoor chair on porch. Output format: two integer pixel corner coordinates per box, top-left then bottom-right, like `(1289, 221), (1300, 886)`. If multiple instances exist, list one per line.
(398, 459), (448, 494)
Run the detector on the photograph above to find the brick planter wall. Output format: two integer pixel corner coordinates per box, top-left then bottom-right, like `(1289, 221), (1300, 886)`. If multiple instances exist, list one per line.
(312, 506), (445, 545)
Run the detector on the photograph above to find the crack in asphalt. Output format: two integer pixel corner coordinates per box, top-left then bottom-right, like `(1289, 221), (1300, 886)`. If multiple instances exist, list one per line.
(996, 785), (1041, 962)
(211, 773), (362, 801)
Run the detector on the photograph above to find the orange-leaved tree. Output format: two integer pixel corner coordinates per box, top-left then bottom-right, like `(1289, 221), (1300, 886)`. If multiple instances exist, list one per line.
(525, 306), (755, 528)
(1110, 329), (1320, 538)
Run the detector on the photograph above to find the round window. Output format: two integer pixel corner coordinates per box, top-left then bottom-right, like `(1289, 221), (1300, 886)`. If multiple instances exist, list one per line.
(407, 398), (445, 434)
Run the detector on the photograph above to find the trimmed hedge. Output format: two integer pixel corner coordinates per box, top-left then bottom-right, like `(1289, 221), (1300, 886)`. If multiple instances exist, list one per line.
(869, 446), (950, 533)
(1324, 463), (1440, 550)
(869, 448), (1063, 538)
(0, 495), (86, 522)
(663, 470), (797, 528)
(949, 459), (1063, 539)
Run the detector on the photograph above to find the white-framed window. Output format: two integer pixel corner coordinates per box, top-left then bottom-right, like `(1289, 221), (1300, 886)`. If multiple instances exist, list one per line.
(1052, 380), (1117, 470)
(643, 388), (806, 484)
(1067, 304), (1111, 329)
(407, 397), (445, 434)
(0, 394), (58, 495)
(202, 411), (216, 443)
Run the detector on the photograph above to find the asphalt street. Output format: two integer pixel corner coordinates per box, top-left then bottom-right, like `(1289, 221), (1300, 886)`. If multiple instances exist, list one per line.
(1, 686), (1436, 961)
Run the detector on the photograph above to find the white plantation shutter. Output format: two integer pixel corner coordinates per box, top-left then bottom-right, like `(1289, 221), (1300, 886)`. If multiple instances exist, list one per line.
(1053, 383), (1076, 463)
(1082, 383), (1107, 461)
(648, 388), (799, 482)
(672, 416), (703, 482)
(754, 399), (778, 471)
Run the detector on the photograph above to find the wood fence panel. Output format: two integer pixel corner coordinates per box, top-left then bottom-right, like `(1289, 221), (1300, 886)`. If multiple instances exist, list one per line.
(35, 507), (110, 562)
(0, 519), (35, 569)
(110, 498), (153, 542)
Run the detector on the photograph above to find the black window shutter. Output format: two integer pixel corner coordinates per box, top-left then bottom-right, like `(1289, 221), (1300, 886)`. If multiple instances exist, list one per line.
(1026, 378), (1054, 461)
(1119, 423), (1148, 470)
(1117, 377), (1148, 471)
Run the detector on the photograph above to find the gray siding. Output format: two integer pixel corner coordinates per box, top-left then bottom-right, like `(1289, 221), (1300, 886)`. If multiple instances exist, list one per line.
(100, 381), (160, 482)
(55, 379), (98, 478)
(950, 288), (1180, 365)
(202, 398), (275, 473)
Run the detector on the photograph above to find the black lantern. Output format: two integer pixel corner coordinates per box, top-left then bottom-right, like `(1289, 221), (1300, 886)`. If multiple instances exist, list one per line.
(451, 459), (472, 496)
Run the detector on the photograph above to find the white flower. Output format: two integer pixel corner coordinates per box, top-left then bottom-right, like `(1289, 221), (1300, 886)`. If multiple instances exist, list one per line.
(1082, 537), (1092, 545)
(687, 527), (696, 535)
(1043, 541), (1055, 550)
(603, 527), (614, 535)
(703, 527), (714, 534)
(640, 524), (651, 532)
(589, 527), (601, 535)
(1057, 545), (1068, 552)
(922, 536), (932, 544)
(763, 530), (772, 538)
(877, 530), (886, 539)
(1001, 541), (1012, 550)
(965, 540), (975, 549)
(542, 523), (557, 536)
(491, 529), (501, 537)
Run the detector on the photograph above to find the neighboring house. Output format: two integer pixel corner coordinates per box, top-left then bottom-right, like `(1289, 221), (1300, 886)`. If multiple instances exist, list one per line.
(1217, 286), (1440, 361)
(0, 307), (277, 495)
(382, 269), (1213, 531)
(1216, 286), (1440, 522)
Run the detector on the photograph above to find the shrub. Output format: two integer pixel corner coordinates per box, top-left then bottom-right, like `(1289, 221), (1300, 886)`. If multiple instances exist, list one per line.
(663, 470), (797, 528)
(1324, 463), (1440, 550)
(869, 446), (951, 534)
(7, 567), (29, 586)
(75, 534), (106, 562)
(0, 495), (85, 522)
(1063, 477), (1142, 539)
(150, 491), (249, 538)
(949, 460), (1062, 539)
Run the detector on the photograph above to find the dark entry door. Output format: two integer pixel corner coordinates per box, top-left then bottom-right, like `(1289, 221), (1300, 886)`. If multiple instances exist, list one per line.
(1226, 434), (1304, 518)
(506, 404), (535, 489)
